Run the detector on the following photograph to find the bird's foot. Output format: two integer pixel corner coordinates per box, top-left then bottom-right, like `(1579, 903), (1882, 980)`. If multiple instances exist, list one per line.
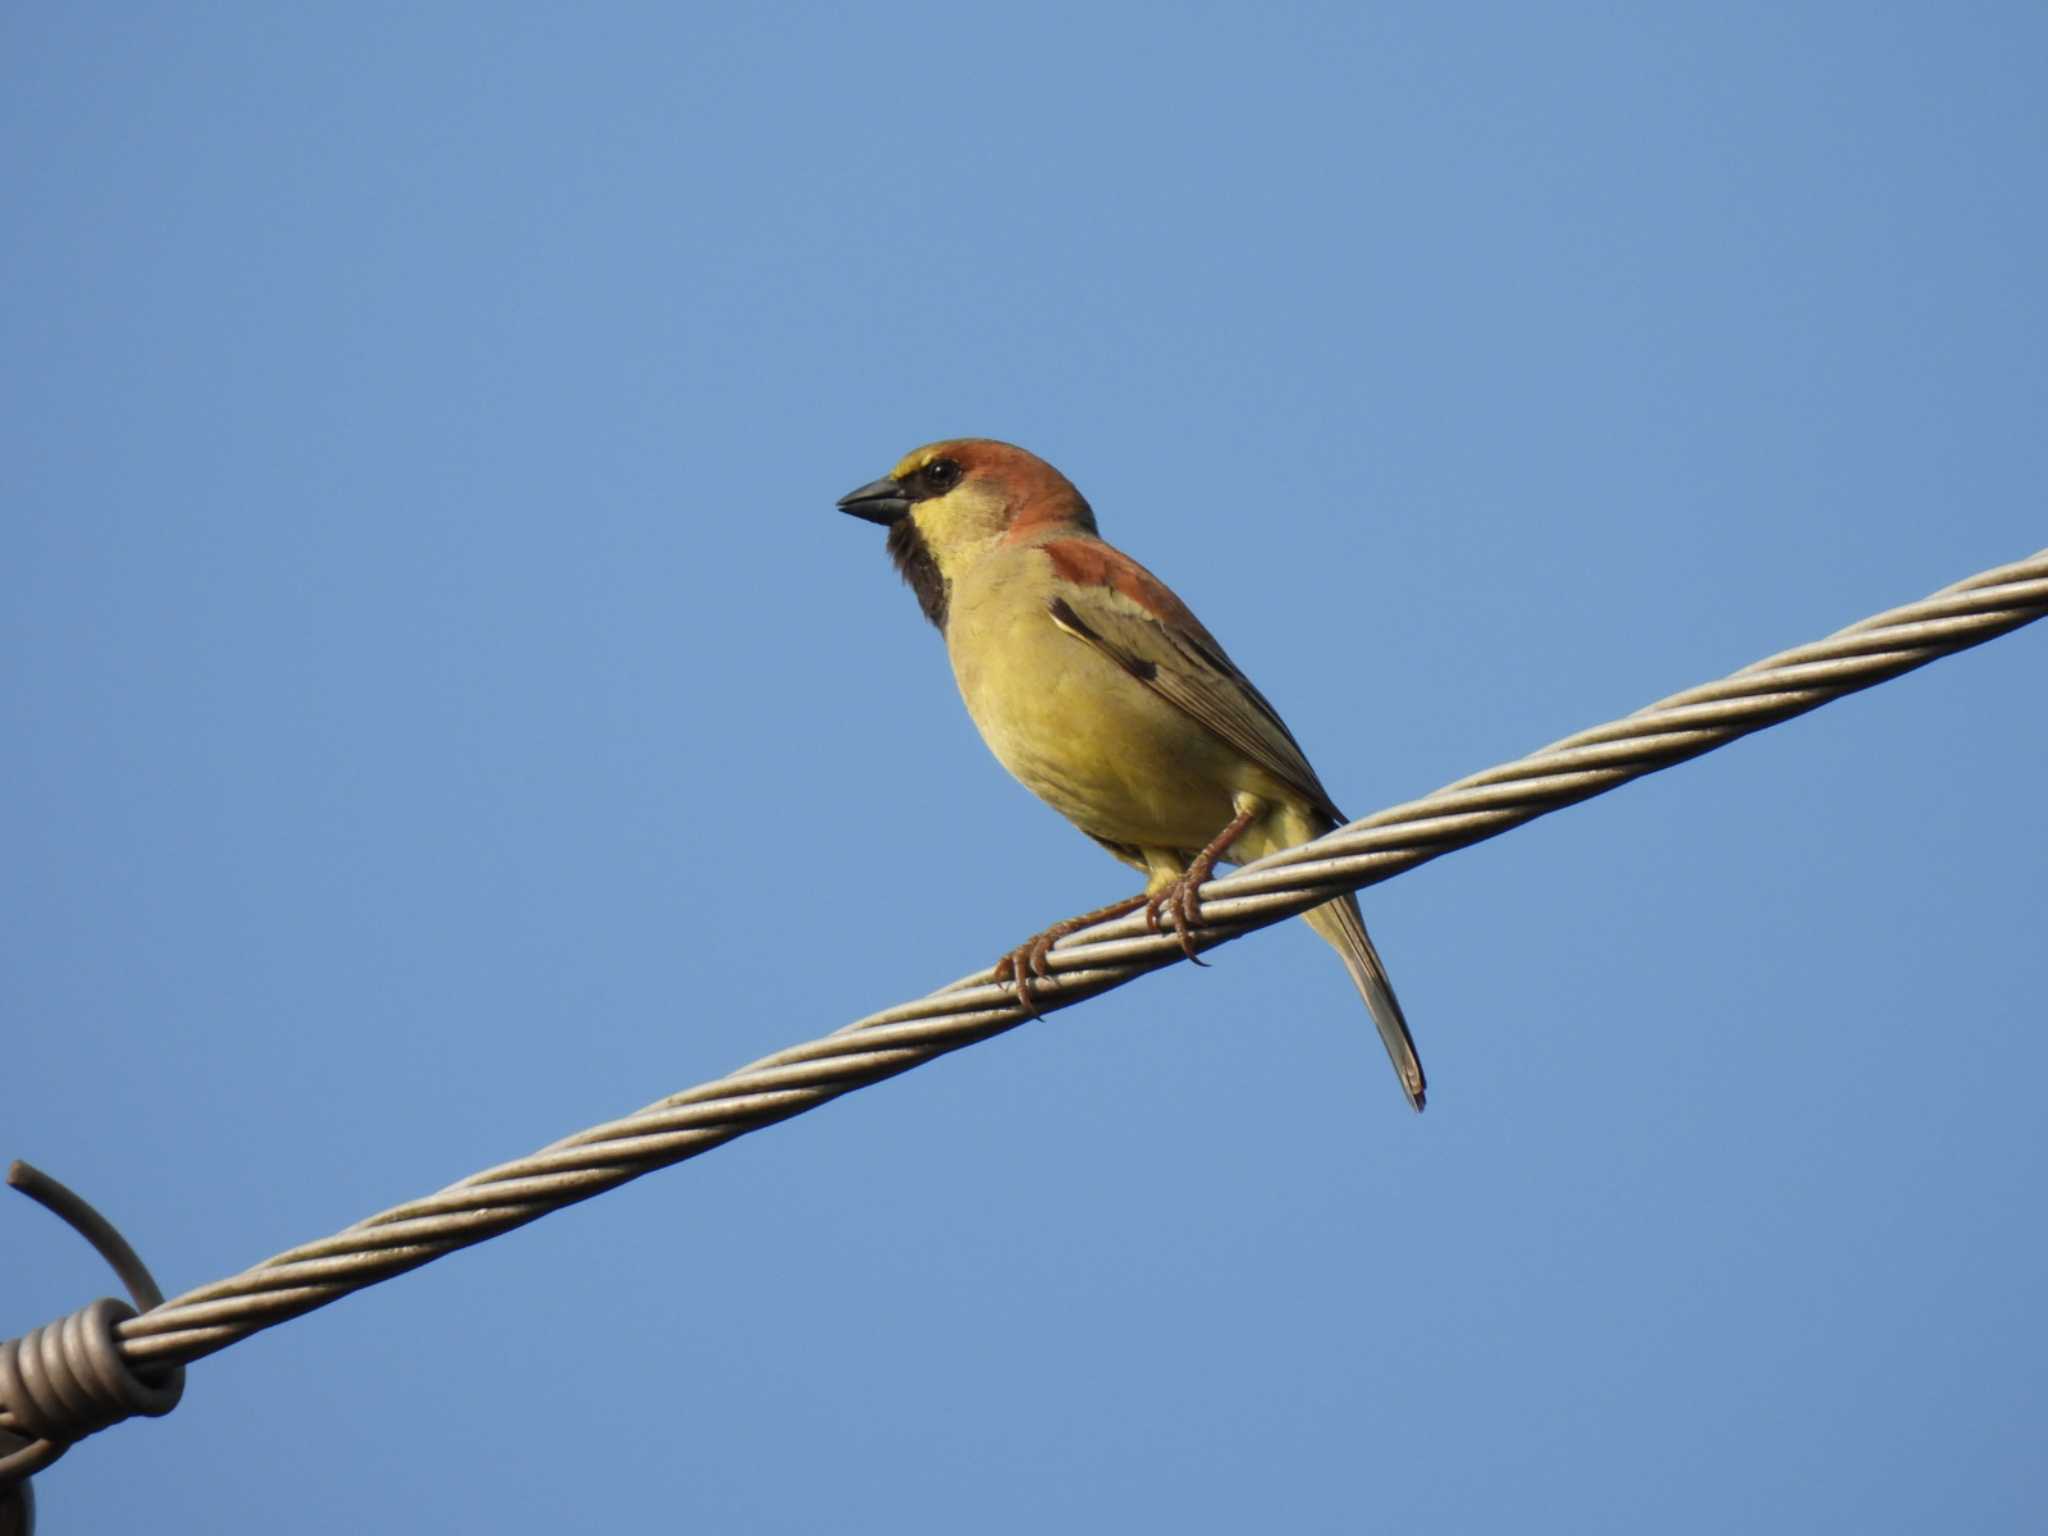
(992, 943), (1052, 1017)
(1144, 870), (1214, 965)
(1143, 802), (1260, 964)
(992, 893), (1150, 1016)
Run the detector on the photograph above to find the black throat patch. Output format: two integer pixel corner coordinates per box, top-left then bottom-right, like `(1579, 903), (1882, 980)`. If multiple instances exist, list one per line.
(887, 518), (949, 631)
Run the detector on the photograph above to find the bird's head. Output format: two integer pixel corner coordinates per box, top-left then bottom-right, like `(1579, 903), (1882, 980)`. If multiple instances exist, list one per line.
(838, 438), (1096, 629)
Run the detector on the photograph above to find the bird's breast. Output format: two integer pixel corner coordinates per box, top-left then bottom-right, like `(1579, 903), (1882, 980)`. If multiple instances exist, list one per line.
(943, 558), (1248, 851)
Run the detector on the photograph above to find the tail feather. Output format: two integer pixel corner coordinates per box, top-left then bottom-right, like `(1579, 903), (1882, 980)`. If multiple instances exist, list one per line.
(1302, 893), (1427, 1111)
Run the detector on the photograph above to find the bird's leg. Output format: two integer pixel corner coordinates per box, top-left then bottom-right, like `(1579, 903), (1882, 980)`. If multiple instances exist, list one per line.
(993, 892), (1151, 1015)
(1146, 800), (1260, 963)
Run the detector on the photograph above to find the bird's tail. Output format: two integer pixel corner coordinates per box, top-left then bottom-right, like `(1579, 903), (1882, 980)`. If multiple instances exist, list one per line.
(1302, 893), (1427, 1111)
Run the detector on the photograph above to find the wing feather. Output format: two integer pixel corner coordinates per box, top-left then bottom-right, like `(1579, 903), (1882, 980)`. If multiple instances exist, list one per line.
(1046, 589), (1344, 823)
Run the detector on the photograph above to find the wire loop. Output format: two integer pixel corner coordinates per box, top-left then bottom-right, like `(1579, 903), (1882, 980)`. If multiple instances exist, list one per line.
(0, 1166), (185, 1488)
(0, 1300), (183, 1481)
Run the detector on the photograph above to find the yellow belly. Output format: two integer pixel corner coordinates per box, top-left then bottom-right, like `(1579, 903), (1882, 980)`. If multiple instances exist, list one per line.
(946, 562), (1266, 852)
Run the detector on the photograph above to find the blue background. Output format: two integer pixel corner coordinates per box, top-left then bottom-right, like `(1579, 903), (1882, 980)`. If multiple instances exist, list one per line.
(5, 6), (2044, 1531)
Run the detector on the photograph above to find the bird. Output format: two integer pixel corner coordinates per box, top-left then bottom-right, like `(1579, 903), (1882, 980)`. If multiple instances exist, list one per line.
(837, 438), (1426, 1110)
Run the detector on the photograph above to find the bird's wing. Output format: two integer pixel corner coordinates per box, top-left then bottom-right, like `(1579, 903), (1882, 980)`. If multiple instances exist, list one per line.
(1039, 538), (1345, 824)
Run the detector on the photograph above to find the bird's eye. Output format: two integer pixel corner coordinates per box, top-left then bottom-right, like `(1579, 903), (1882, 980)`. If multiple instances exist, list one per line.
(923, 459), (962, 491)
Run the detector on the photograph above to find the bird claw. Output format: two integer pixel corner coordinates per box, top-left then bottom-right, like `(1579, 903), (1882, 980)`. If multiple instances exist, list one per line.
(1144, 876), (1211, 966)
(992, 892), (1153, 1017)
(993, 947), (1046, 1017)
(995, 929), (1066, 1016)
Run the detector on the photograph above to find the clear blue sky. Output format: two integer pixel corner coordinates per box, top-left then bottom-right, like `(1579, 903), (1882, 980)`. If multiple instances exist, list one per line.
(5, 6), (2044, 1532)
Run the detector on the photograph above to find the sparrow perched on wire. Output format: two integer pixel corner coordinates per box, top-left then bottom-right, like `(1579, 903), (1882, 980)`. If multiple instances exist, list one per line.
(838, 439), (1426, 1109)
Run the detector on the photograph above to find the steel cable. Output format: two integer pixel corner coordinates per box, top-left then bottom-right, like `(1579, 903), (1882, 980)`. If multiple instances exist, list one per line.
(8, 546), (2028, 1386)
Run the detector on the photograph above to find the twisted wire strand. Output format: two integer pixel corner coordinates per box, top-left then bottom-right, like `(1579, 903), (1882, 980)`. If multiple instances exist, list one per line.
(76, 547), (2044, 1376)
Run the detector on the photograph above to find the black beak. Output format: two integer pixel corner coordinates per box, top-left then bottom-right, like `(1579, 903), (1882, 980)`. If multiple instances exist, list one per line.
(837, 476), (911, 526)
